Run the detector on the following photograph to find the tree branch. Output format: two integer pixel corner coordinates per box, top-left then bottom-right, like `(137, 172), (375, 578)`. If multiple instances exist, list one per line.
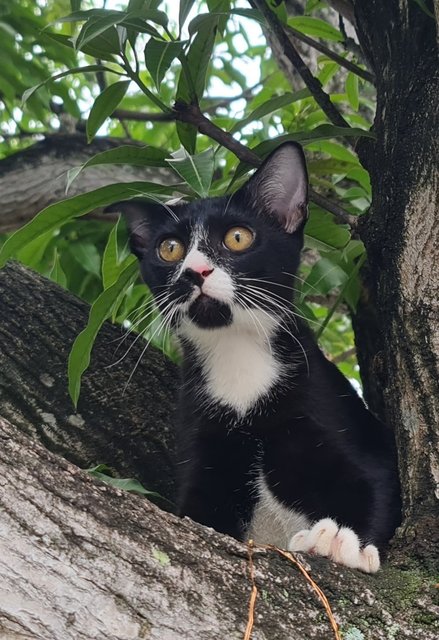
(252, 0), (351, 130)
(173, 102), (358, 229)
(0, 263), (437, 638)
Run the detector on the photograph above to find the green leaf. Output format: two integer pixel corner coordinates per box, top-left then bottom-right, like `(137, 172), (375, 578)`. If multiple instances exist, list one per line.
(102, 219), (122, 289)
(68, 259), (138, 406)
(55, 9), (122, 23)
(346, 72), (359, 111)
(72, 242), (101, 277)
(43, 30), (120, 61)
(229, 8), (264, 24)
(304, 256), (349, 297)
(253, 125), (374, 156)
(207, 0), (231, 33)
(176, 19), (216, 103)
(305, 208), (351, 251)
(22, 64), (122, 105)
(176, 121), (197, 154)
(144, 38), (185, 90)
(74, 16), (125, 53)
(306, 140), (359, 163)
(316, 253), (366, 338)
(166, 148), (214, 197)
(86, 466), (174, 504)
(411, 0), (435, 18)
(288, 16), (343, 42)
(0, 182), (172, 268)
(66, 145), (170, 192)
(187, 12), (222, 36)
(16, 229), (55, 269)
(230, 89), (310, 134)
(179, 0), (197, 32)
(87, 80), (130, 142)
(49, 250), (68, 288)
(231, 126), (373, 187)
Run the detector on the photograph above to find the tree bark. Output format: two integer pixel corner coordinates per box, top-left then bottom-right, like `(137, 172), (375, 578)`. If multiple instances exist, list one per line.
(351, 0), (439, 560)
(0, 261), (177, 503)
(0, 262), (438, 639)
(1, 412), (438, 640)
(0, 134), (176, 233)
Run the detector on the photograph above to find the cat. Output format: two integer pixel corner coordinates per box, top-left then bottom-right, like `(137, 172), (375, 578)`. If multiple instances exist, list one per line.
(110, 142), (401, 573)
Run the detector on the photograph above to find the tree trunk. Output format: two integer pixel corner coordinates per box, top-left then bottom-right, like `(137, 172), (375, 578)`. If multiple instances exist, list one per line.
(0, 264), (438, 639)
(1, 414), (438, 640)
(0, 261), (177, 503)
(351, 0), (439, 561)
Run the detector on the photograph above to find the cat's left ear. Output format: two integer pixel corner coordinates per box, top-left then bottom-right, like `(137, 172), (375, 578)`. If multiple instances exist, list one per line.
(240, 142), (308, 233)
(105, 200), (156, 259)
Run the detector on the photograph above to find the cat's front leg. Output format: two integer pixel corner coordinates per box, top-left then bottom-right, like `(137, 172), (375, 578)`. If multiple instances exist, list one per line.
(288, 518), (380, 574)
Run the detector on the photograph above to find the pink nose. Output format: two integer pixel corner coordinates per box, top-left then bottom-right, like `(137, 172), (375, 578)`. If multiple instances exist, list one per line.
(192, 266), (214, 278)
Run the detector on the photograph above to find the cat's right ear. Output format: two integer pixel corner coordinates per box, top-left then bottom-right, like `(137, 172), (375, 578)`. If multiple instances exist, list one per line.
(105, 201), (153, 259)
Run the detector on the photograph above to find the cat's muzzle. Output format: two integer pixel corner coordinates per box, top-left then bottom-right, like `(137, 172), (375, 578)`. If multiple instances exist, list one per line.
(187, 294), (233, 329)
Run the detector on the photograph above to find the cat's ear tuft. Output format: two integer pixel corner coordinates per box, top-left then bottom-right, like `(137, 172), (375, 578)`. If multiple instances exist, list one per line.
(243, 142), (308, 233)
(105, 200), (153, 259)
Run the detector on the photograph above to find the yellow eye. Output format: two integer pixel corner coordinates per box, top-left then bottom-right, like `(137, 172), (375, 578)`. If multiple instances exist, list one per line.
(223, 226), (255, 252)
(158, 237), (185, 262)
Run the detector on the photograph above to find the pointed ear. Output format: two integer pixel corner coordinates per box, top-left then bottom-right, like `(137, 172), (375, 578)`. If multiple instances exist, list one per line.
(241, 142), (308, 233)
(105, 200), (156, 259)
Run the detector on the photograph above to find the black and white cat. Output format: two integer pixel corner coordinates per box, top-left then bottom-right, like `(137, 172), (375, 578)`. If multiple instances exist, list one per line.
(111, 142), (401, 573)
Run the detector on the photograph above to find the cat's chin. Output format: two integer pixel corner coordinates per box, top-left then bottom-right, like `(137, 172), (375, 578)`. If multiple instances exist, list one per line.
(187, 294), (233, 329)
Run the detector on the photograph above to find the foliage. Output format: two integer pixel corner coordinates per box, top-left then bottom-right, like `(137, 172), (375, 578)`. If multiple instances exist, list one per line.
(86, 464), (174, 506)
(0, 0), (376, 403)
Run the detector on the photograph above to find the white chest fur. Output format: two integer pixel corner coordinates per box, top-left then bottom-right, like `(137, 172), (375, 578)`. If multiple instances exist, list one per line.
(180, 308), (282, 416)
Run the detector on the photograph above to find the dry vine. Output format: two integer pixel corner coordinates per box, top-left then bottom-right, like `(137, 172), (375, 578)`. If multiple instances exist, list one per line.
(244, 540), (342, 640)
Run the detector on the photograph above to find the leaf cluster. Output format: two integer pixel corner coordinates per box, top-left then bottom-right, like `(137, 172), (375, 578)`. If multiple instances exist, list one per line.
(0, 0), (376, 403)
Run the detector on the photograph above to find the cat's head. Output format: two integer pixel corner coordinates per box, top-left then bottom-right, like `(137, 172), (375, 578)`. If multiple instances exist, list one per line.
(110, 142), (308, 334)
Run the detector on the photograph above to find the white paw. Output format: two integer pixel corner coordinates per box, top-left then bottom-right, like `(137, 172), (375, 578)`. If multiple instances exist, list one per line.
(288, 518), (380, 574)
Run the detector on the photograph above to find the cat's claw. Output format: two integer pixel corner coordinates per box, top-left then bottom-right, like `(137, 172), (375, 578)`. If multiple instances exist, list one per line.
(288, 518), (380, 574)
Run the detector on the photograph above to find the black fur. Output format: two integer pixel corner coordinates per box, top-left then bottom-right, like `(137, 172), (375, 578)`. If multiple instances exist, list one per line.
(111, 142), (401, 551)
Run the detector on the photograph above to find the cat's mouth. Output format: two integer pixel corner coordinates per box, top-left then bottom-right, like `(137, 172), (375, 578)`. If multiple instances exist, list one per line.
(186, 292), (233, 329)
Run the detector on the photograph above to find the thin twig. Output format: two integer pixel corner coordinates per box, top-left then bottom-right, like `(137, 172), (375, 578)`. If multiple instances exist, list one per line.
(244, 540), (258, 640)
(326, 0), (356, 26)
(252, 0), (350, 130)
(285, 25), (374, 84)
(331, 346), (357, 364)
(309, 188), (358, 228)
(202, 78), (264, 114)
(253, 542), (342, 640)
(112, 109), (175, 122)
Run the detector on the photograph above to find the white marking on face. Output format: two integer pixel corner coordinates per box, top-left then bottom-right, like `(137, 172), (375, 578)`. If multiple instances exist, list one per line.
(176, 231), (235, 306)
(247, 473), (310, 548)
(179, 308), (282, 415)
(180, 247), (212, 277)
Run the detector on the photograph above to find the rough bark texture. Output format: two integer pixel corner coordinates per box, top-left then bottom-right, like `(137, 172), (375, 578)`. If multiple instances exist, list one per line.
(0, 134), (176, 233)
(0, 261), (177, 503)
(0, 262), (438, 639)
(1, 411), (438, 640)
(351, 0), (439, 559)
